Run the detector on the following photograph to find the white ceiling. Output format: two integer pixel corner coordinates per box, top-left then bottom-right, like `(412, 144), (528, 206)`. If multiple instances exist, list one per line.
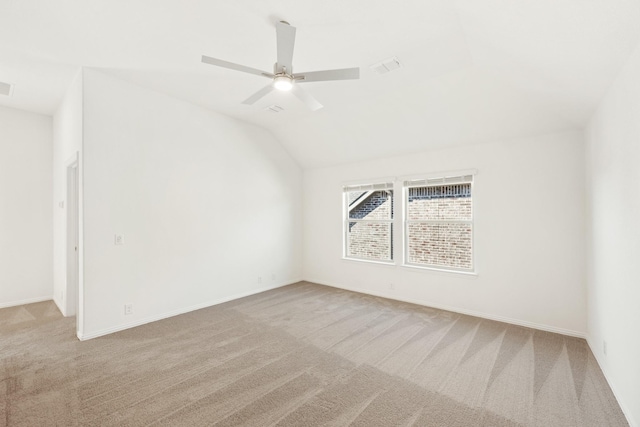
(1, 0), (639, 168)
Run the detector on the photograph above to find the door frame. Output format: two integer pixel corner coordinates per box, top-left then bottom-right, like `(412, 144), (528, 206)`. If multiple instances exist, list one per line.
(65, 152), (83, 337)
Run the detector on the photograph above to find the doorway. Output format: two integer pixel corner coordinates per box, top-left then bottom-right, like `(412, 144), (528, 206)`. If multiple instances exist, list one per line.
(66, 157), (79, 332)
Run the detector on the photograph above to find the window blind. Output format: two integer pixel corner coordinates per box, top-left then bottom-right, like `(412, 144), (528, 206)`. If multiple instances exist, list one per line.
(343, 182), (394, 192)
(403, 174), (473, 188)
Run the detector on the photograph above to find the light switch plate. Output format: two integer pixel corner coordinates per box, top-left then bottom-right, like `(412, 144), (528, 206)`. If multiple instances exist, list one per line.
(0, 82), (13, 97)
(114, 234), (125, 245)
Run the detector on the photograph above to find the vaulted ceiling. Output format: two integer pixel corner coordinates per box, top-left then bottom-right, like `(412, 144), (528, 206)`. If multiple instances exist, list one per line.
(1, 0), (639, 168)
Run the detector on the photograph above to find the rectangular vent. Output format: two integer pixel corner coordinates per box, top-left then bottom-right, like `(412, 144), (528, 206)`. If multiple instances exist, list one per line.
(266, 104), (284, 113)
(0, 82), (13, 97)
(370, 57), (402, 75)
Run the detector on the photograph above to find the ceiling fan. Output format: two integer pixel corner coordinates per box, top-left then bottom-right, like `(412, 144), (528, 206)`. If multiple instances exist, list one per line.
(201, 20), (360, 111)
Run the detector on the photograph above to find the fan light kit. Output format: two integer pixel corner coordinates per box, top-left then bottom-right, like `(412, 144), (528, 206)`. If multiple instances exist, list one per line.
(202, 20), (360, 110)
(273, 74), (293, 91)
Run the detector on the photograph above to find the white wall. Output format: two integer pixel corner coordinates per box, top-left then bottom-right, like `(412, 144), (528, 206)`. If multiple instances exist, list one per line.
(585, 41), (640, 426)
(80, 69), (302, 338)
(52, 71), (83, 316)
(0, 106), (52, 307)
(303, 131), (587, 336)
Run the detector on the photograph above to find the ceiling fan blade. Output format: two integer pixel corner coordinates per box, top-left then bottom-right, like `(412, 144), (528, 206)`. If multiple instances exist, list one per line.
(292, 85), (323, 111)
(202, 55), (273, 78)
(296, 67), (360, 83)
(242, 84), (275, 105)
(276, 21), (296, 73)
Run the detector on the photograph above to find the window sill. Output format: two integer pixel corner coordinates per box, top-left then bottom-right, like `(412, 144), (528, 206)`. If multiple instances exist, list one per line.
(402, 263), (478, 277)
(340, 258), (478, 277)
(342, 257), (396, 267)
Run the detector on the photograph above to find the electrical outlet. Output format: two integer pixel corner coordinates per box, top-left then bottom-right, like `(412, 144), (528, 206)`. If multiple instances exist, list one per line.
(271, 273), (276, 281)
(114, 234), (125, 245)
(603, 340), (608, 356)
(389, 283), (395, 290)
(258, 276), (262, 284)
(124, 304), (133, 315)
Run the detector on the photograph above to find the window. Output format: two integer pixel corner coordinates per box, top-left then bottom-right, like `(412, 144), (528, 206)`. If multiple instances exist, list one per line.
(404, 175), (473, 272)
(343, 182), (394, 263)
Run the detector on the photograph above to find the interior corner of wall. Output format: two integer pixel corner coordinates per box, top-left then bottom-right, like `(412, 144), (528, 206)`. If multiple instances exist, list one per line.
(53, 295), (66, 317)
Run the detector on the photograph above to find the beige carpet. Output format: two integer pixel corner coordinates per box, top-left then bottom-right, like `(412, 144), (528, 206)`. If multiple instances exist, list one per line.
(0, 282), (628, 426)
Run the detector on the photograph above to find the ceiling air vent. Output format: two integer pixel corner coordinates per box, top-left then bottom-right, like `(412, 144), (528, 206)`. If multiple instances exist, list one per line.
(0, 82), (14, 97)
(370, 57), (402, 75)
(266, 105), (284, 113)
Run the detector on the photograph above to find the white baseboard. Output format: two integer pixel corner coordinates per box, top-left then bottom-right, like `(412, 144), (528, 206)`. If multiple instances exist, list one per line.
(586, 336), (636, 427)
(306, 278), (587, 339)
(77, 279), (301, 341)
(0, 295), (52, 309)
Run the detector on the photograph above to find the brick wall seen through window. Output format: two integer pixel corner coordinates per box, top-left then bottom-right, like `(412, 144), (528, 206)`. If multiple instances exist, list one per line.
(405, 183), (473, 270)
(345, 189), (394, 262)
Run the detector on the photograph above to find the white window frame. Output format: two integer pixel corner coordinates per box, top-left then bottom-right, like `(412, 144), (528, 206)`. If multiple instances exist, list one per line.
(342, 182), (395, 264)
(402, 174), (475, 273)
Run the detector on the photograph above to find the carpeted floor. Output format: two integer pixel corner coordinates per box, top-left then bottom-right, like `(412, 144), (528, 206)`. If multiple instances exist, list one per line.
(0, 281), (628, 426)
